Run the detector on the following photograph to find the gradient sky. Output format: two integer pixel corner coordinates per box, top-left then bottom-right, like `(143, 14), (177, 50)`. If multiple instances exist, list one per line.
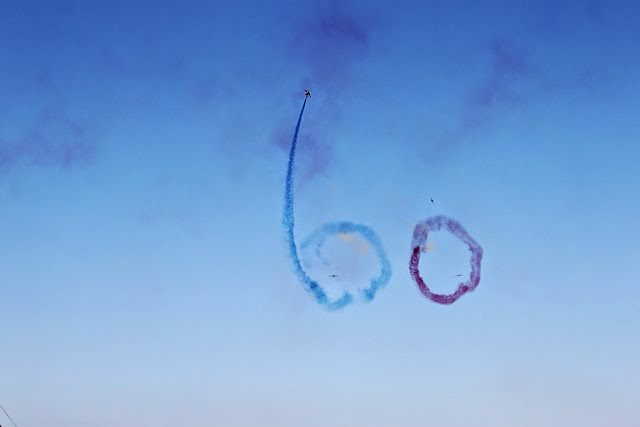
(1, 1), (639, 426)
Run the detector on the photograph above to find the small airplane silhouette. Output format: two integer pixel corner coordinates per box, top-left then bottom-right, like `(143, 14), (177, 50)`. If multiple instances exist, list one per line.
(456, 274), (463, 277)
(430, 197), (434, 204)
(328, 274), (338, 278)
(304, 89), (311, 98)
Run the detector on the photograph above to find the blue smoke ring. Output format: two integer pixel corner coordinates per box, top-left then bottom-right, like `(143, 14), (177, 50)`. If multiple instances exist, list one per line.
(298, 221), (393, 307)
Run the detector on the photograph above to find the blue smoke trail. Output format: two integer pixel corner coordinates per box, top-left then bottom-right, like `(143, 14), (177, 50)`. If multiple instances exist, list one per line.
(283, 97), (392, 310)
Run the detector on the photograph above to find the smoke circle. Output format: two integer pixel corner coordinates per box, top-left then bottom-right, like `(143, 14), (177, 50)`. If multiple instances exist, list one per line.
(409, 215), (483, 305)
(299, 221), (392, 307)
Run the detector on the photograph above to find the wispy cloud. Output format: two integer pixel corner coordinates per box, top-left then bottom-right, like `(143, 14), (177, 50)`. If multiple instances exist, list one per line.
(272, 1), (373, 184)
(432, 37), (539, 154)
(290, 0), (370, 94)
(466, 39), (535, 111)
(0, 108), (98, 172)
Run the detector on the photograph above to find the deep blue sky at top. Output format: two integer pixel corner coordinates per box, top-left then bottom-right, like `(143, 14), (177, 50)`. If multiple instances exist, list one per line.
(1, 1), (639, 426)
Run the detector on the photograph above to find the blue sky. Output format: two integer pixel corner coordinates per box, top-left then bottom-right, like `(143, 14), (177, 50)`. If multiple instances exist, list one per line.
(1, 1), (639, 426)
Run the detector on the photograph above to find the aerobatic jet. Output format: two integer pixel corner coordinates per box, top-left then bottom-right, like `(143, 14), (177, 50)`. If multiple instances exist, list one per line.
(304, 89), (311, 98)
(430, 197), (434, 204)
(456, 274), (463, 277)
(328, 274), (338, 278)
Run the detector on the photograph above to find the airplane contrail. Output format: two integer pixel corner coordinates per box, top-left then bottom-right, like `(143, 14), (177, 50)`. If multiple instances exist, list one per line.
(282, 96), (391, 310)
(0, 402), (19, 427)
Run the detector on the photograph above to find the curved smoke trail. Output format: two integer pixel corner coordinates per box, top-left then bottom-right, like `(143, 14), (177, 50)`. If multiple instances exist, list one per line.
(283, 98), (392, 310)
(409, 215), (483, 304)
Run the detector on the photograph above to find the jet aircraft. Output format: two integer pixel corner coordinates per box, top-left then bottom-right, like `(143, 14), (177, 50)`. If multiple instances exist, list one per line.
(304, 89), (311, 98)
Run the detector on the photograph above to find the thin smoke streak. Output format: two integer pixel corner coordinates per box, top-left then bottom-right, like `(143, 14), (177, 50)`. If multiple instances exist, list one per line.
(0, 402), (19, 427)
(282, 97), (391, 310)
